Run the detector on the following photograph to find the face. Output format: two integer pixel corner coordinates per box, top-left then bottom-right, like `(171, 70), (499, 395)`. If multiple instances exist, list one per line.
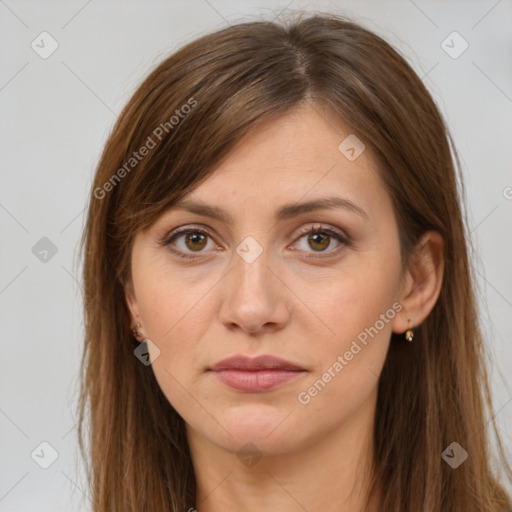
(125, 101), (407, 457)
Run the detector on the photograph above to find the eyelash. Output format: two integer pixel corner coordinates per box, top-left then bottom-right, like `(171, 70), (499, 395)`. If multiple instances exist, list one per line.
(160, 224), (350, 261)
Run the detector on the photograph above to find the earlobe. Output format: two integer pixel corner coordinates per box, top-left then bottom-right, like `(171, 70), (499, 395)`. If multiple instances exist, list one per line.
(392, 230), (445, 335)
(124, 278), (149, 344)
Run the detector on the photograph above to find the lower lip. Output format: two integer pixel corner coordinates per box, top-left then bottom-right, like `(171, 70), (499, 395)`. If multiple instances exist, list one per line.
(212, 369), (305, 392)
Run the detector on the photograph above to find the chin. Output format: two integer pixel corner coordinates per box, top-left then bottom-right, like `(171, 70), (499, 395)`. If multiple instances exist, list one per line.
(228, 410), (308, 451)
(191, 404), (303, 455)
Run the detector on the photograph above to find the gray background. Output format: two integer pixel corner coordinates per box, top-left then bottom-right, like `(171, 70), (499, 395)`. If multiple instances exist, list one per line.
(1, 0), (511, 510)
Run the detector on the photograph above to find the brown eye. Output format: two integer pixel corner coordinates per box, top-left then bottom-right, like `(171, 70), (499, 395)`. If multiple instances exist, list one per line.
(162, 227), (217, 260)
(292, 225), (349, 257)
(307, 232), (331, 252)
(184, 232), (208, 252)
(162, 224), (349, 261)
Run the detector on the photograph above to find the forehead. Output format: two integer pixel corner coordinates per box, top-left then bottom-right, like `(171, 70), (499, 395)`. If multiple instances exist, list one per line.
(184, 103), (387, 220)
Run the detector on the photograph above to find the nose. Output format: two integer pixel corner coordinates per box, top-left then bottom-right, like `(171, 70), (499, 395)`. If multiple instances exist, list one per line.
(218, 244), (291, 335)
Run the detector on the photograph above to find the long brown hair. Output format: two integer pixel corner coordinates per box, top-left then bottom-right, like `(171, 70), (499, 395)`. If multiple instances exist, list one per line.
(78, 12), (512, 511)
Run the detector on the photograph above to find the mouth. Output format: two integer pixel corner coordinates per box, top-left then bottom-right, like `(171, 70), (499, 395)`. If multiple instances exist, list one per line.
(209, 354), (306, 392)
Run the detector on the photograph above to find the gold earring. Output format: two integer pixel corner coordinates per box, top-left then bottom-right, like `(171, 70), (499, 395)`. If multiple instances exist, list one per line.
(131, 323), (143, 339)
(404, 319), (414, 342)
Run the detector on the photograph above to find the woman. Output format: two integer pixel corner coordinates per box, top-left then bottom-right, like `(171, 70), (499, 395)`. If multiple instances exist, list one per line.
(78, 12), (512, 512)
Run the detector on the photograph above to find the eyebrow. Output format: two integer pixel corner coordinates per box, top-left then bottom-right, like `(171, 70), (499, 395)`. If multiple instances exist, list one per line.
(173, 196), (369, 223)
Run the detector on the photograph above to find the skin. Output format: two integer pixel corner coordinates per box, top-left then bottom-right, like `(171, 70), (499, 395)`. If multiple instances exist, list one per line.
(125, 101), (444, 512)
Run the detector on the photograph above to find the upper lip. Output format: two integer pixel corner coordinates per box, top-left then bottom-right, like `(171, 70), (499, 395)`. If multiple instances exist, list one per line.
(210, 355), (305, 372)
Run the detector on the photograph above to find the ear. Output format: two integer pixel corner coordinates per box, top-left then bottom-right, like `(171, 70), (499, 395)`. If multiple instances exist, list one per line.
(392, 231), (444, 334)
(124, 274), (142, 328)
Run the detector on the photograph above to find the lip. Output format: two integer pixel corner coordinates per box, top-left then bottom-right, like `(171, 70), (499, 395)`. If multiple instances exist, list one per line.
(211, 355), (305, 372)
(209, 355), (306, 392)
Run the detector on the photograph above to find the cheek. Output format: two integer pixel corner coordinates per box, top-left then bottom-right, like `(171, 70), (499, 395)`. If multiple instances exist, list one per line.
(133, 263), (219, 425)
(132, 255), (228, 415)
(134, 249), (216, 342)
(292, 286), (395, 427)
(290, 247), (402, 408)
(293, 253), (401, 351)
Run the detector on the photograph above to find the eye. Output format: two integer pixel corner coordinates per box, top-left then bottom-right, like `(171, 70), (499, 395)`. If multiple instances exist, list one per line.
(161, 226), (219, 260)
(160, 223), (349, 260)
(291, 224), (349, 257)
